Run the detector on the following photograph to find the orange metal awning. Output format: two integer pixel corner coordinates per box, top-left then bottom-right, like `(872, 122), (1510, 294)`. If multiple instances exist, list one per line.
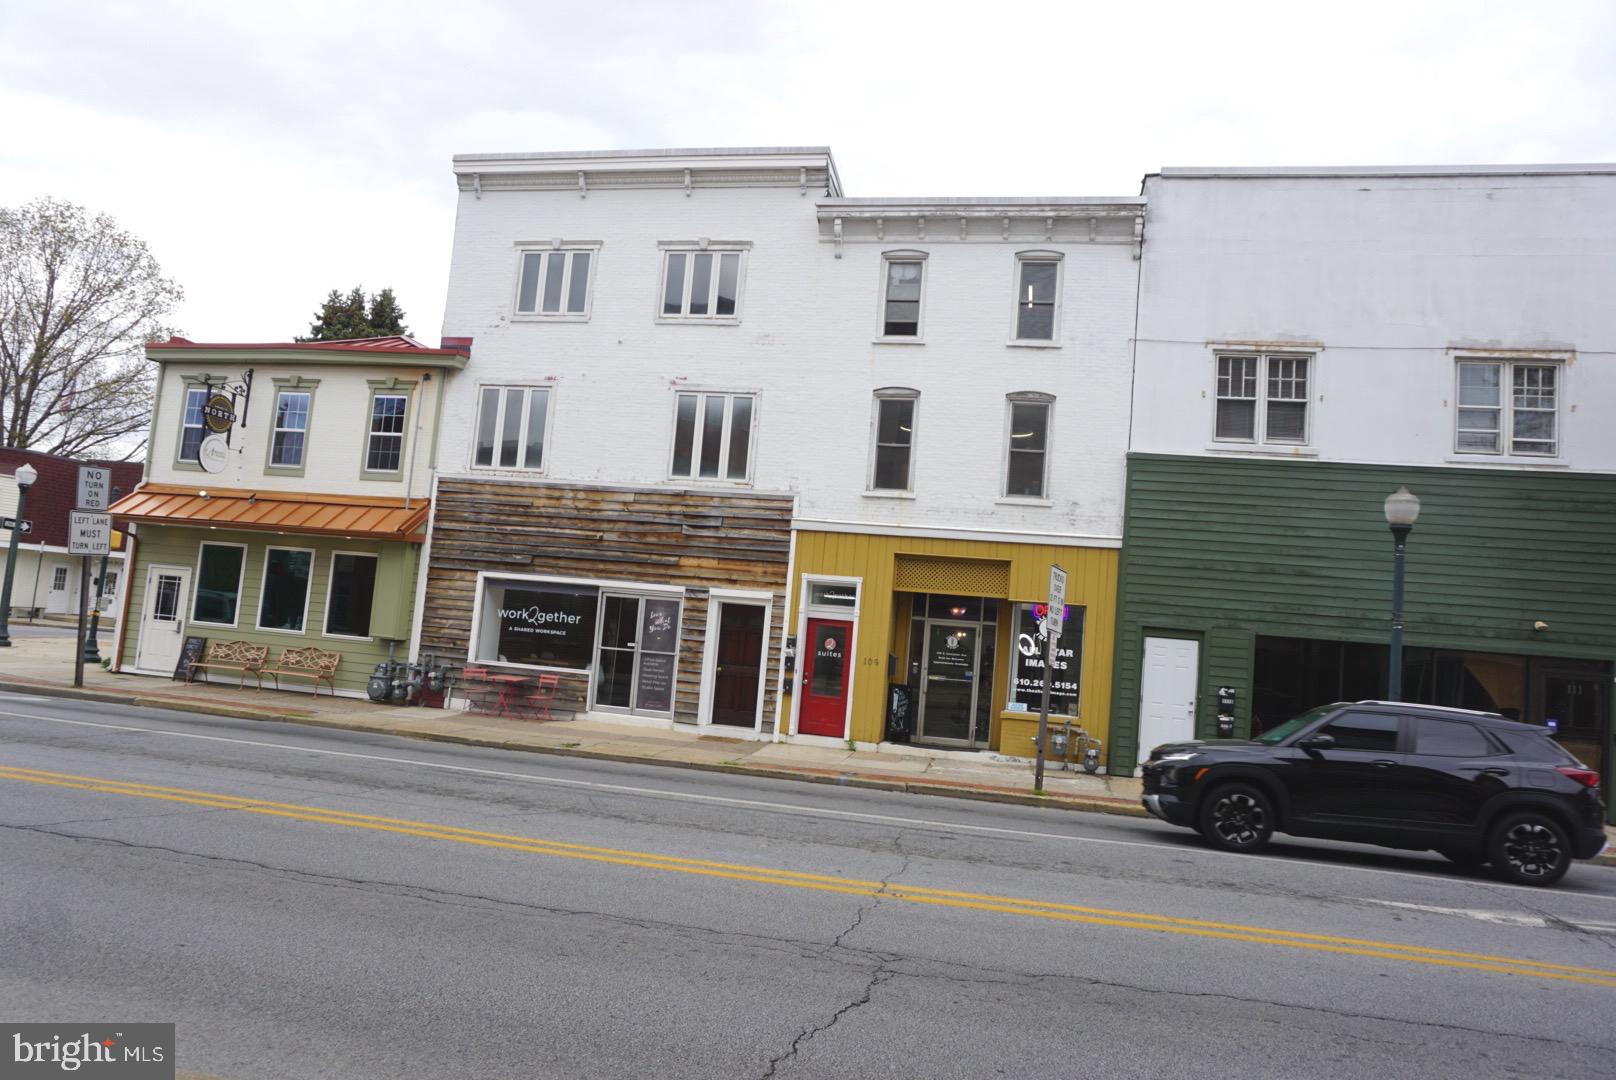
(110, 484), (430, 542)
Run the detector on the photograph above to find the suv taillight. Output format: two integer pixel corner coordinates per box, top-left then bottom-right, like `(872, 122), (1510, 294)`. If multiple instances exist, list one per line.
(1558, 767), (1601, 788)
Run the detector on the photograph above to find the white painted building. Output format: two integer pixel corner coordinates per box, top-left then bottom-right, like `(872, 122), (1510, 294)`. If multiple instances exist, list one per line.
(424, 147), (1145, 755)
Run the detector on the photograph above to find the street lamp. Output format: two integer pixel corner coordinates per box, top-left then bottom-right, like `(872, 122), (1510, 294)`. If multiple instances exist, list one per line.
(1383, 486), (1421, 700)
(0, 462), (40, 648)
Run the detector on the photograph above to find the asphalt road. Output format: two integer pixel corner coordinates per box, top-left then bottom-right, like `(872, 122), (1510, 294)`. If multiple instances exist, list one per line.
(2, 692), (1613, 1080)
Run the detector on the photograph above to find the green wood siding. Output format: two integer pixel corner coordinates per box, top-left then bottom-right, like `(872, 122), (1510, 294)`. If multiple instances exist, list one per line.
(119, 526), (415, 694)
(1110, 454), (1616, 772)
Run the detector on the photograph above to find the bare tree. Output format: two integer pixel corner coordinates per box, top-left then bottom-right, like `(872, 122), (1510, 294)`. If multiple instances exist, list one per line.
(0, 197), (184, 460)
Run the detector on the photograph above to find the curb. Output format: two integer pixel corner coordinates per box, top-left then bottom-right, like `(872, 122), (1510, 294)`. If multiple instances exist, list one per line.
(0, 676), (1150, 821)
(9, 678), (1614, 866)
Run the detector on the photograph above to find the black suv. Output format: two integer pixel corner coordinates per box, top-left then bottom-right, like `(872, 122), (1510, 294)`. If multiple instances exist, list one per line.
(1140, 701), (1607, 886)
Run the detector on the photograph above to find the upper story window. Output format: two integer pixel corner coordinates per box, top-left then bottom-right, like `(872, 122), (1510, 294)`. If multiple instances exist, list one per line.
(515, 247), (594, 318)
(1215, 353), (1311, 444)
(365, 394), (407, 473)
(270, 391), (310, 468)
(869, 389), (918, 492)
(474, 386), (551, 471)
(178, 387), (207, 462)
(1456, 359), (1559, 457)
(880, 252), (926, 339)
(1013, 254), (1061, 343)
(660, 245), (746, 322)
(670, 391), (754, 482)
(1004, 393), (1053, 498)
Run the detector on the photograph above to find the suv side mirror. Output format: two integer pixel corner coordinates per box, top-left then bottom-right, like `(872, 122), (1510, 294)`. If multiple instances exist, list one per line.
(1298, 733), (1336, 754)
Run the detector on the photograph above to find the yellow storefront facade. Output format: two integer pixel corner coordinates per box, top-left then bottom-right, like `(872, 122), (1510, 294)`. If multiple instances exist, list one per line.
(780, 530), (1117, 762)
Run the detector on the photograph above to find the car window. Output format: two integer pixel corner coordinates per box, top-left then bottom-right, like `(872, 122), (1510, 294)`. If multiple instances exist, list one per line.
(1495, 729), (1579, 763)
(1318, 712), (1400, 752)
(1256, 705), (1338, 744)
(1412, 718), (1495, 757)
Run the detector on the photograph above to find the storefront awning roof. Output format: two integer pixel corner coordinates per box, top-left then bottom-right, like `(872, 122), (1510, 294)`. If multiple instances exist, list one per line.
(110, 484), (430, 542)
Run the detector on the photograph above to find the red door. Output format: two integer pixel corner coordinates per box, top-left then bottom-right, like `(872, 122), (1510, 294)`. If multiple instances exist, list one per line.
(799, 618), (853, 737)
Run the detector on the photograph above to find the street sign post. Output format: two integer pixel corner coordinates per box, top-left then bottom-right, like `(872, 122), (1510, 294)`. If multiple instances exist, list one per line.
(1034, 564), (1067, 793)
(76, 466), (110, 512)
(69, 512), (112, 688)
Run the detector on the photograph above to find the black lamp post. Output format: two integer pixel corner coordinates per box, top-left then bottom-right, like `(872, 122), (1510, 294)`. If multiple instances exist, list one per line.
(1383, 486), (1421, 700)
(0, 462), (40, 648)
(81, 486), (122, 664)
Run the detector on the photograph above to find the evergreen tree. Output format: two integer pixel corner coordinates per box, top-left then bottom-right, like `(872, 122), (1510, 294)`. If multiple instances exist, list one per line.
(299, 286), (410, 341)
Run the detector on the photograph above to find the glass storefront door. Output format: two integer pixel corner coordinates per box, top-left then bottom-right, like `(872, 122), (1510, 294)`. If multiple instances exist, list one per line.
(592, 593), (681, 716)
(918, 621), (980, 745)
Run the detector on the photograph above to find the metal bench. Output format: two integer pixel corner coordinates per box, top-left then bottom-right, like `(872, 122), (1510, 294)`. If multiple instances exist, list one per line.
(186, 640), (269, 689)
(263, 647), (342, 696)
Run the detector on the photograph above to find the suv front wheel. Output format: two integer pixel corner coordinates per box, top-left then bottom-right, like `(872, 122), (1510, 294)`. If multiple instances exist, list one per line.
(1198, 783), (1275, 853)
(1488, 811), (1572, 887)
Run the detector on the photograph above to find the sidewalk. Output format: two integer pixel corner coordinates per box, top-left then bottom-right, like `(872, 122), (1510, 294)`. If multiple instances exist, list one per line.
(0, 635), (1145, 817)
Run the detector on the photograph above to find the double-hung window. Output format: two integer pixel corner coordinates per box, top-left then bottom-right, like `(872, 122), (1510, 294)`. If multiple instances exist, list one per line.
(474, 386), (551, 471)
(1215, 353), (1311, 444)
(1456, 360), (1559, 456)
(870, 390), (918, 492)
(270, 391), (310, 468)
(515, 247), (594, 317)
(670, 392), (755, 482)
(660, 246), (745, 321)
(879, 253), (925, 339)
(1004, 394), (1053, 498)
(365, 394), (407, 473)
(178, 387), (208, 462)
(1013, 254), (1061, 342)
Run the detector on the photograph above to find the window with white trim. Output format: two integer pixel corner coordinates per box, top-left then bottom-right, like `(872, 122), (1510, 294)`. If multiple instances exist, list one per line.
(51, 567), (68, 591)
(661, 248), (744, 320)
(515, 249), (593, 317)
(1215, 353), (1311, 444)
(193, 542), (246, 626)
(880, 253), (925, 338)
(1013, 255), (1060, 341)
(670, 392), (755, 482)
(474, 386), (551, 471)
(1456, 360), (1559, 456)
(870, 389), (918, 492)
(258, 547), (313, 633)
(324, 552), (378, 638)
(365, 394), (407, 472)
(179, 387), (207, 462)
(270, 391), (310, 468)
(1004, 394), (1052, 498)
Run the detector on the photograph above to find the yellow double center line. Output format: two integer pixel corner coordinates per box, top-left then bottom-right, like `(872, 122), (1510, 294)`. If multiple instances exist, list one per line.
(5, 762), (1614, 988)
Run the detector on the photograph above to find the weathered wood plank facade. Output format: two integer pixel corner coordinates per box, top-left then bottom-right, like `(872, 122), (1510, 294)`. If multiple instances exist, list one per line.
(422, 477), (794, 728)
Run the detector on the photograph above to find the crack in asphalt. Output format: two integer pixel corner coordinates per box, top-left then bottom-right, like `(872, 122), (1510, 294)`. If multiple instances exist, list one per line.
(762, 849), (911, 1079)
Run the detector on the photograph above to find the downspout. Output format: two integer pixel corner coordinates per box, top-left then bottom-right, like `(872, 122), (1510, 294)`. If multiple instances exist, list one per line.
(406, 471), (439, 667)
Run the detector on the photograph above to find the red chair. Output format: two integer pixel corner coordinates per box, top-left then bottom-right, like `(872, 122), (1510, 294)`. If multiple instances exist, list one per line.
(520, 674), (560, 721)
(458, 666), (501, 715)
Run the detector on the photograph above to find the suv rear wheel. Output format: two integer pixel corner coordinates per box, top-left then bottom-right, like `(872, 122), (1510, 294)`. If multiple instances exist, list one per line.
(1198, 783), (1275, 853)
(1488, 812), (1572, 887)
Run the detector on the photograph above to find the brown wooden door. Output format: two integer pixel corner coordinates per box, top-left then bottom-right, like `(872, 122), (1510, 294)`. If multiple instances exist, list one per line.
(712, 603), (766, 726)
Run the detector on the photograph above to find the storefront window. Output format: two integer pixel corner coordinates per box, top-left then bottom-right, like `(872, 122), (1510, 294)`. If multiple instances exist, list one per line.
(1009, 603), (1083, 715)
(257, 548), (313, 632)
(193, 543), (245, 625)
(477, 579), (599, 669)
(325, 553), (378, 638)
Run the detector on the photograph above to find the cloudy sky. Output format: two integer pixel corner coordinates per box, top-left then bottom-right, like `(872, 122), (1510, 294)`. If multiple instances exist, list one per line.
(4, 0), (1612, 343)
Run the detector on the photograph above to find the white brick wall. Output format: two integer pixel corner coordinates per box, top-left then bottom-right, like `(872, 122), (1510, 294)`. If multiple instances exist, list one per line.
(1133, 168), (1616, 472)
(440, 177), (1141, 542)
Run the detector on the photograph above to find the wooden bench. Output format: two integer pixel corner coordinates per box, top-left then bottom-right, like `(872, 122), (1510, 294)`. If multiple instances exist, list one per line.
(263, 647), (342, 696)
(186, 640), (269, 689)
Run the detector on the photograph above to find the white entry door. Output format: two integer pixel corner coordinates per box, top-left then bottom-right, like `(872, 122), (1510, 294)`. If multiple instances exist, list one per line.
(1138, 636), (1199, 766)
(135, 565), (191, 674)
